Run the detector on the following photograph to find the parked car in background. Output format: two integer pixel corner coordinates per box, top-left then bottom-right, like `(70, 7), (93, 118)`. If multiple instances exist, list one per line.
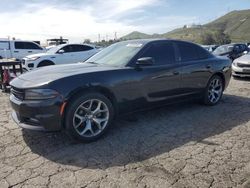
(232, 53), (250, 77)
(22, 44), (99, 71)
(10, 39), (232, 142)
(213, 43), (249, 61)
(201, 45), (218, 52)
(0, 39), (45, 60)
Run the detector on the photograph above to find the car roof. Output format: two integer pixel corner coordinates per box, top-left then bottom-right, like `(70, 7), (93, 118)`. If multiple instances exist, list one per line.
(56, 43), (95, 48)
(123, 38), (198, 45)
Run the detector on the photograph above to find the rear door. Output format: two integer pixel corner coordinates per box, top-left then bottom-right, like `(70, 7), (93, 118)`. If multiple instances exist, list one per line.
(175, 41), (213, 95)
(14, 41), (44, 59)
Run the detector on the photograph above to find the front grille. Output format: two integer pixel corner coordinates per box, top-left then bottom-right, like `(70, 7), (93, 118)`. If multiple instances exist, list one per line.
(234, 71), (250, 75)
(237, 63), (250, 68)
(11, 87), (25, 100)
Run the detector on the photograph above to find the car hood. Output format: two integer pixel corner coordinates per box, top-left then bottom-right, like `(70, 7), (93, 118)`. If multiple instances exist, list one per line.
(10, 63), (120, 88)
(234, 55), (250, 64)
(25, 53), (54, 58)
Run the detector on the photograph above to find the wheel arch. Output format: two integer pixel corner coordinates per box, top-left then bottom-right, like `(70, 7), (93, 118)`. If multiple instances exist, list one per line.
(213, 72), (226, 90)
(37, 60), (55, 67)
(61, 86), (118, 128)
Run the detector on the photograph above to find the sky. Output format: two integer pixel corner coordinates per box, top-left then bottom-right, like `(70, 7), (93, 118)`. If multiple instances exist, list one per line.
(0, 0), (249, 43)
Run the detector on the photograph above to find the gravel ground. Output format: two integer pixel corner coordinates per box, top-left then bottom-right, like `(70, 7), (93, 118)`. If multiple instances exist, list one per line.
(0, 78), (250, 188)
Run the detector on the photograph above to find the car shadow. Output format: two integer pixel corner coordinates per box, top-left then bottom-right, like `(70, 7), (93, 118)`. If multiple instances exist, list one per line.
(22, 94), (250, 169)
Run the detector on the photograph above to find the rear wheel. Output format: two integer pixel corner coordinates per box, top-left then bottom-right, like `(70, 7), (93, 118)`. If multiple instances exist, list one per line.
(203, 75), (223, 105)
(37, 61), (54, 67)
(65, 92), (114, 142)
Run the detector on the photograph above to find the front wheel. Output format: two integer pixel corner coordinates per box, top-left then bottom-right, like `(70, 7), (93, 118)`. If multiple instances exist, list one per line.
(203, 75), (224, 106)
(65, 92), (114, 142)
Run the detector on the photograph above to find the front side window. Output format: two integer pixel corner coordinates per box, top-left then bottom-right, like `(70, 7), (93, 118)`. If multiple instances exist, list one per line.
(61, 45), (73, 53)
(139, 42), (175, 65)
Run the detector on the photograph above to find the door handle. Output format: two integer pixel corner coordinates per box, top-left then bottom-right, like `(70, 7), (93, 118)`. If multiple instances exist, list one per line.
(206, 65), (211, 69)
(14, 51), (19, 53)
(173, 71), (179, 75)
(28, 51), (33, 53)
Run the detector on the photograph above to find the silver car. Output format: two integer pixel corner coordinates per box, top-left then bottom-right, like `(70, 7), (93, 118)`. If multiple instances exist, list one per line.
(232, 53), (250, 77)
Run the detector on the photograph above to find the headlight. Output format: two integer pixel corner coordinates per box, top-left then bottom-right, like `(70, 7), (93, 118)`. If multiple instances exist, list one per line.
(232, 62), (237, 66)
(28, 56), (40, 61)
(25, 89), (59, 100)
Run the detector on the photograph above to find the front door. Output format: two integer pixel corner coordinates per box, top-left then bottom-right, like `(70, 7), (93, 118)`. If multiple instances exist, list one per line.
(135, 42), (182, 103)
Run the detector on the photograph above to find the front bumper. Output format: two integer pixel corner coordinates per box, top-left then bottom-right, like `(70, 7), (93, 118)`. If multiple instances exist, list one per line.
(232, 65), (250, 77)
(10, 94), (63, 131)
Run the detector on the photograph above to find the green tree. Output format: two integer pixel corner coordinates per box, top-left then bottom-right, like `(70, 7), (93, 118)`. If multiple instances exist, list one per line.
(200, 32), (216, 45)
(214, 30), (231, 45)
(84, 39), (91, 44)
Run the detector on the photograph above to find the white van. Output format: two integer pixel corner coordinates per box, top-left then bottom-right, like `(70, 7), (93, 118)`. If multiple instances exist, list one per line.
(0, 39), (45, 60)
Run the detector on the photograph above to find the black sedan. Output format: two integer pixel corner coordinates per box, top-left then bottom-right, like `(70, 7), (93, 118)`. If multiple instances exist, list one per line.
(10, 39), (232, 142)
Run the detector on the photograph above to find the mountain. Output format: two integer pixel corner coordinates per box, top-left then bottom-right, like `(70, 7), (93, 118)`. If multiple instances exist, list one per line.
(120, 31), (151, 40)
(121, 9), (250, 43)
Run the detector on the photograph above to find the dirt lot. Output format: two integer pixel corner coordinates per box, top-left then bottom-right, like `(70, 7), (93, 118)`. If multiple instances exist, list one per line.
(0, 78), (250, 188)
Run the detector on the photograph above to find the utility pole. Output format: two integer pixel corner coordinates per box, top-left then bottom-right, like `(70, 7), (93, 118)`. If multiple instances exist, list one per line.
(98, 34), (100, 42)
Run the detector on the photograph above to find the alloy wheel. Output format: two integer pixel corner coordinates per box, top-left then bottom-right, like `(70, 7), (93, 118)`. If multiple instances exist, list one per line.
(73, 99), (109, 138)
(208, 78), (223, 104)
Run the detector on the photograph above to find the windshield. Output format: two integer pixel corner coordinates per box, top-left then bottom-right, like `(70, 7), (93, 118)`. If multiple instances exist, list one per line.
(213, 45), (233, 55)
(85, 41), (144, 66)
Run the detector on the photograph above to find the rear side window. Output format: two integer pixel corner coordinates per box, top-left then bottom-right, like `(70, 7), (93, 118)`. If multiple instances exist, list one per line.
(77, 45), (93, 51)
(176, 41), (210, 61)
(25, 42), (42, 49)
(15, 42), (42, 50)
(140, 42), (175, 65)
(0, 41), (10, 50)
(70, 45), (93, 52)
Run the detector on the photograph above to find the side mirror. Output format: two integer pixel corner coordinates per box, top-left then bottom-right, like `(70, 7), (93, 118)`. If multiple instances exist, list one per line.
(136, 57), (154, 66)
(57, 49), (65, 54)
(243, 51), (248, 55)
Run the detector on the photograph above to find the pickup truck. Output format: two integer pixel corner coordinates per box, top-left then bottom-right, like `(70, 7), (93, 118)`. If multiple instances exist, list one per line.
(0, 40), (45, 60)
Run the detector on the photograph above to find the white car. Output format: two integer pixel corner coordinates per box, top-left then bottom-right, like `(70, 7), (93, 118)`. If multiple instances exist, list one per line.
(232, 53), (250, 77)
(22, 44), (99, 71)
(0, 39), (45, 60)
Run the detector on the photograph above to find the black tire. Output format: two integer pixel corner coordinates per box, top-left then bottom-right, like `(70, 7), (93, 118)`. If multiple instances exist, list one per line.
(203, 75), (224, 106)
(65, 92), (114, 142)
(37, 61), (54, 67)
